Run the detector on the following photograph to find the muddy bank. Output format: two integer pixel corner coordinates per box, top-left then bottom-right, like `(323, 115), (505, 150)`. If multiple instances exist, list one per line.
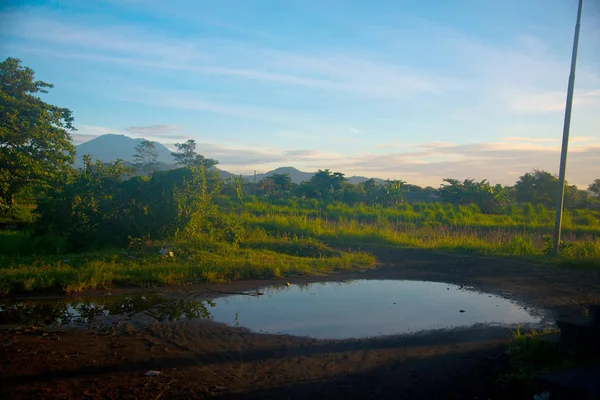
(1, 248), (599, 399)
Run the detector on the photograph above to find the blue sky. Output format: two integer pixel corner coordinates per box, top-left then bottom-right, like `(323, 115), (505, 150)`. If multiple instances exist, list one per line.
(1, 0), (599, 187)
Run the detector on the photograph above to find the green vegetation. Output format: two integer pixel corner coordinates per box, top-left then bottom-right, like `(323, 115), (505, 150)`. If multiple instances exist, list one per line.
(501, 328), (575, 394)
(0, 294), (215, 326)
(0, 242), (373, 295)
(227, 200), (600, 263)
(0, 58), (75, 213)
(1, 57), (599, 295)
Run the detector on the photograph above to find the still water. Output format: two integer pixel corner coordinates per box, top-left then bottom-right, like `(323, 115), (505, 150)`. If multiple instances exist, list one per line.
(208, 280), (543, 338)
(0, 280), (543, 339)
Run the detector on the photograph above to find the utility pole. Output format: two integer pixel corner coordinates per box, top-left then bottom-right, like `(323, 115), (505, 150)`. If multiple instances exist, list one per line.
(553, 0), (584, 256)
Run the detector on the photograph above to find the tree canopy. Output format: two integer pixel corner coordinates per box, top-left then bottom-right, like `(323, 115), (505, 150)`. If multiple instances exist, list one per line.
(0, 57), (75, 210)
(589, 179), (600, 197)
(133, 139), (158, 175)
(171, 139), (218, 169)
(514, 169), (586, 208)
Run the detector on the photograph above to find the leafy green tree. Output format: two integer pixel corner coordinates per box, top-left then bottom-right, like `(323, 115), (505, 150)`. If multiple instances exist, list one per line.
(259, 173), (296, 197)
(35, 159), (226, 250)
(358, 178), (406, 206)
(259, 176), (276, 196)
(35, 156), (131, 250)
(379, 179), (407, 206)
(133, 139), (158, 175)
(439, 178), (508, 213)
(171, 139), (218, 169)
(514, 169), (581, 208)
(0, 57), (75, 210)
(271, 173), (295, 196)
(589, 179), (600, 197)
(304, 169), (347, 199)
(221, 175), (246, 204)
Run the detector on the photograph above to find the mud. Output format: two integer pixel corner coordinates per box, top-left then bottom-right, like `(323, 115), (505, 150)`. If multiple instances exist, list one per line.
(1, 248), (599, 399)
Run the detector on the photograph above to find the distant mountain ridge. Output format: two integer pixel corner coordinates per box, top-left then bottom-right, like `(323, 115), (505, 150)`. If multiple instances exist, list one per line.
(243, 167), (385, 185)
(74, 134), (173, 167)
(75, 134), (389, 184)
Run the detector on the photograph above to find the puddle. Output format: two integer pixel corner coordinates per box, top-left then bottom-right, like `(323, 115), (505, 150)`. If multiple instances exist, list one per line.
(208, 280), (544, 338)
(0, 280), (545, 339)
(0, 293), (214, 327)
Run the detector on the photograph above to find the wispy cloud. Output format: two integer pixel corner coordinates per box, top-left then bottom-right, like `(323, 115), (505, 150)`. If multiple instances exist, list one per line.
(213, 137), (600, 187)
(1, 11), (456, 99)
(2, 2), (599, 188)
(501, 137), (556, 143)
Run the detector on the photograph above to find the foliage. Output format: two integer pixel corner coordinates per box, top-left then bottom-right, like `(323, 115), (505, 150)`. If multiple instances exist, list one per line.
(5, 58), (600, 297)
(34, 161), (222, 250)
(171, 139), (218, 169)
(259, 173), (296, 197)
(515, 169), (588, 208)
(0, 57), (75, 211)
(35, 156), (132, 250)
(503, 328), (575, 391)
(439, 178), (509, 213)
(0, 242), (375, 294)
(299, 169), (347, 200)
(358, 179), (407, 206)
(0, 295), (214, 325)
(133, 139), (159, 175)
(589, 179), (600, 197)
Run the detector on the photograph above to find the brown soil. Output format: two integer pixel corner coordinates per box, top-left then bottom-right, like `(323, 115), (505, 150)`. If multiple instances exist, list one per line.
(1, 248), (599, 400)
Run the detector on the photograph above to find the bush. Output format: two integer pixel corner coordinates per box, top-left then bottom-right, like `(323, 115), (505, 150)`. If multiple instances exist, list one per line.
(502, 235), (539, 255)
(34, 161), (223, 251)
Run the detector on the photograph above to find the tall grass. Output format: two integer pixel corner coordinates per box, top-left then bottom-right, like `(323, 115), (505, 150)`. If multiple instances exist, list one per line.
(0, 240), (375, 295)
(224, 199), (600, 236)
(235, 207), (600, 265)
(2, 199), (598, 295)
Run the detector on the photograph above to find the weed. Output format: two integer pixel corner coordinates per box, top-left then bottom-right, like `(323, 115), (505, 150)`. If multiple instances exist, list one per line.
(502, 327), (574, 392)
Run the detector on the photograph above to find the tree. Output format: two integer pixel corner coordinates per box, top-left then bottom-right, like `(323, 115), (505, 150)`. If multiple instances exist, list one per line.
(357, 178), (406, 206)
(0, 57), (76, 210)
(133, 139), (158, 175)
(271, 173), (295, 196)
(35, 156), (131, 250)
(589, 179), (600, 197)
(514, 169), (581, 208)
(259, 176), (276, 196)
(379, 179), (407, 206)
(171, 139), (218, 169)
(439, 178), (508, 213)
(304, 169), (347, 199)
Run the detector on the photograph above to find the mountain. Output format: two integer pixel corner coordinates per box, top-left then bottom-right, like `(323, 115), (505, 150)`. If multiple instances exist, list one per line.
(243, 167), (313, 184)
(75, 134), (173, 167)
(236, 167), (387, 185)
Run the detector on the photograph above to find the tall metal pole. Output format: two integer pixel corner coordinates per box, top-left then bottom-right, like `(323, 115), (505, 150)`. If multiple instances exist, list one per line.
(553, 0), (584, 256)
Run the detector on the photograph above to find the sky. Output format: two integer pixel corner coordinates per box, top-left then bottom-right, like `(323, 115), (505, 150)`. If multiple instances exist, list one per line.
(1, 0), (599, 187)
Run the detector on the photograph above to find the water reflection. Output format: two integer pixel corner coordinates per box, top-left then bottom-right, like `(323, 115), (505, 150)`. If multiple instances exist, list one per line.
(0, 280), (546, 339)
(207, 280), (545, 339)
(0, 294), (214, 326)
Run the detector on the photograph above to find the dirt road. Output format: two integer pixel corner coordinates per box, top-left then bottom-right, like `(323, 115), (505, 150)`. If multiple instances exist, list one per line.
(1, 248), (599, 399)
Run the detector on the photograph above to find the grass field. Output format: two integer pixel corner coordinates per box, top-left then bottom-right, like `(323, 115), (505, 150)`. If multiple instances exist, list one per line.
(233, 201), (600, 264)
(0, 232), (375, 295)
(1, 200), (599, 295)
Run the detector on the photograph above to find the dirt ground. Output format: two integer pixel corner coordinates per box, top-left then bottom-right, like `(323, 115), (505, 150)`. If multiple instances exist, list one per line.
(1, 248), (599, 400)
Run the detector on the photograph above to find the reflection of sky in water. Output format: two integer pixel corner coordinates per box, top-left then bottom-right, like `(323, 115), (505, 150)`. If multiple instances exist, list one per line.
(209, 280), (543, 339)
